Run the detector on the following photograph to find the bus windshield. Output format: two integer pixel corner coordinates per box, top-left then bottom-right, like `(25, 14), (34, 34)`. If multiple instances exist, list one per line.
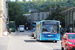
(42, 25), (58, 34)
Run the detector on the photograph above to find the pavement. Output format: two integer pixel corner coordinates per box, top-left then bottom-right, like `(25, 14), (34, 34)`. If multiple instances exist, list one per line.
(0, 37), (10, 50)
(0, 30), (62, 50)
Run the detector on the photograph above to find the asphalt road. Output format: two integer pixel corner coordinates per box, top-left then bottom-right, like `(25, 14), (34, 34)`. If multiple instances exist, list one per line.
(7, 30), (61, 50)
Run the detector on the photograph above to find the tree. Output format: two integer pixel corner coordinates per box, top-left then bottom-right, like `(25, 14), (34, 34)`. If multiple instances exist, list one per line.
(46, 5), (67, 27)
(15, 15), (27, 26)
(8, 2), (22, 20)
(8, 2), (27, 26)
(17, 0), (75, 12)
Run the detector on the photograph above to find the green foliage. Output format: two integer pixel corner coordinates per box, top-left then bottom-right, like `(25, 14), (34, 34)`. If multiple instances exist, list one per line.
(15, 15), (27, 26)
(8, 2), (22, 21)
(46, 5), (68, 27)
(16, 0), (75, 12)
(8, 2), (27, 26)
(8, 0), (75, 27)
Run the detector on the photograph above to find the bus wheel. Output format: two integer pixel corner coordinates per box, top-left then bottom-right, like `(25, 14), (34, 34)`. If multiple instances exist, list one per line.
(55, 41), (57, 43)
(32, 34), (34, 37)
(54, 41), (57, 43)
(34, 37), (36, 39)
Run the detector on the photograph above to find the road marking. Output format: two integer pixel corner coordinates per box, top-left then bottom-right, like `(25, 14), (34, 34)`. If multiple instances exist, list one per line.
(43, 46), (49, 49)
(53, 46), (61, 48)
(7, 37), (12, 50)
(37, 42), (53, 50)
(38, 43), (43, 45)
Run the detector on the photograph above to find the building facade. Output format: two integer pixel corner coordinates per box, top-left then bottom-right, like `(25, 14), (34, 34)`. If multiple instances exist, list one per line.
(60, 7), (75, 32)
(23, 14), (31, 21)
(0, 0), (8, 36)
(31, 11), (49, 21)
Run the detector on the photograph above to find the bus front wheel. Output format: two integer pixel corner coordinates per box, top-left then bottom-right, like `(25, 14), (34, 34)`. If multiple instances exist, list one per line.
(54, 41), (57, 43)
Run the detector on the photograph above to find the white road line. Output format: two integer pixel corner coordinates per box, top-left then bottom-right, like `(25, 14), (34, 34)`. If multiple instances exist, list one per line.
(7, 37), (12, 50)
(43, 46), (49, 49)
(38, 43), (43, 45)
(37, 42), (53, 50)
(53, 46), (61, 48)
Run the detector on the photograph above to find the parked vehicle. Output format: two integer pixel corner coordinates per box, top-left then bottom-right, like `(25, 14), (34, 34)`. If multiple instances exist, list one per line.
(9, 21), (16, 32)
(31, 21), (38, 37)
(19, 25), (24, 32)
(32, 28), (37, 39)
(61, 33), (75, 50)
(31, 28), (36, 37)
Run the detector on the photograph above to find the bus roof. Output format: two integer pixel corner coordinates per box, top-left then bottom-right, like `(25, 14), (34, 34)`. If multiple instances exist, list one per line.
(40, 20), (60, 22)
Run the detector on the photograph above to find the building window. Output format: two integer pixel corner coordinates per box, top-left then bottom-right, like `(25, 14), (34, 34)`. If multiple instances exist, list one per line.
(42, 14), (44, 20)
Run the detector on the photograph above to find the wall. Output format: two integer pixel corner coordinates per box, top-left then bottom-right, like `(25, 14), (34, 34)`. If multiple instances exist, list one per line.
(31, 11), (49, 21)
(0, 0), (8, 36)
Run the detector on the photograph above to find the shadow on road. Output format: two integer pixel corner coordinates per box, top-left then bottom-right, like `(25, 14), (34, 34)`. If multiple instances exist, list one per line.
(24, 40), (37, 42)
(30, 38), (58, 43)
(24, 40), (58, 43)
(53, 49), (61, 50)
(38, 41), (57, 43)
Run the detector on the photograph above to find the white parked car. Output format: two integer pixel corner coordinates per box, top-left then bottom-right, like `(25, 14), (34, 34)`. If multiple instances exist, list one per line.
(19, 25), (24, 32)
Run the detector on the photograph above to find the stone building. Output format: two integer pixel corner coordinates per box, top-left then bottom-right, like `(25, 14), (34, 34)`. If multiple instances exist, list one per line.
(60, 7), (75, 32)
(31, 10), (50, 21)
(0, 0), (8, 36)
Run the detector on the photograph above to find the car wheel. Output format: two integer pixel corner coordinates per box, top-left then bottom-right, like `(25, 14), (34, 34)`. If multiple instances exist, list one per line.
(65, 46), (67, 50)
(34, 35), (36, 39)
(61, 47), (64, 50)
(34, 37), (36, 39)
(32, 34), (34, 37)
(37, 36), (40, 41)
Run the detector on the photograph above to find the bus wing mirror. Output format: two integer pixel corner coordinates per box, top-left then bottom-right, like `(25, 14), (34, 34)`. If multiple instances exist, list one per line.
(60, 25), (61, 28)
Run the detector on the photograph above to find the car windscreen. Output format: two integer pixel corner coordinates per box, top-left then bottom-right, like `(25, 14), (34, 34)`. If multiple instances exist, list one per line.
(19, 26), (24, 27)
(68, 34), (75, 39)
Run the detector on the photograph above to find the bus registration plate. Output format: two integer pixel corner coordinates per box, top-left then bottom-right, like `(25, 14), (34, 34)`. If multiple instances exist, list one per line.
(49, 38), (52, 40)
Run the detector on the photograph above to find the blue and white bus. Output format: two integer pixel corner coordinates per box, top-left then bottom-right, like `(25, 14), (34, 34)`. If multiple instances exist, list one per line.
(36, 20), (60, 42)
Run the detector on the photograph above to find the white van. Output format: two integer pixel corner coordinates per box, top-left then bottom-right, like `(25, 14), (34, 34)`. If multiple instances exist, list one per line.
(19, 25), (25, 32)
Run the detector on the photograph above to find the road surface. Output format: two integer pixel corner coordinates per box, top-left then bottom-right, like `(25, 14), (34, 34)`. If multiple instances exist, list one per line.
(7, 30), (61, 50)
